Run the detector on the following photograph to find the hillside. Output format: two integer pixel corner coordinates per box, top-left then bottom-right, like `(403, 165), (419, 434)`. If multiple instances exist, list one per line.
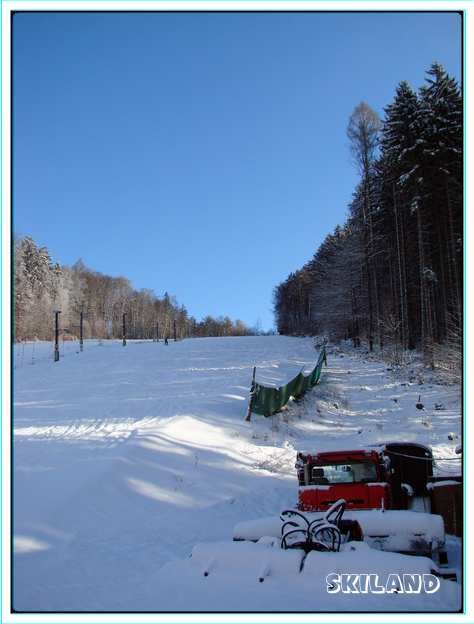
(13, 336), (461, 611)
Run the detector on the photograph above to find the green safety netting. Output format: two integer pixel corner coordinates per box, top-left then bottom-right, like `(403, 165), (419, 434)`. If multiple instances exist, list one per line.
(248, 346), (327, 417)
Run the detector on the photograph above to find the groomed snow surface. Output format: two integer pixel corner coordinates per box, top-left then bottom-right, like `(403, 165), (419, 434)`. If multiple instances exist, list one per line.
(13, 336), (462, 612)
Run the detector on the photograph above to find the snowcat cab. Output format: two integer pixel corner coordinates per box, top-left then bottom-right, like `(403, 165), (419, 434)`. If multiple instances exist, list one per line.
(296, 449), (392, 512)
(296, 443), (434, 512)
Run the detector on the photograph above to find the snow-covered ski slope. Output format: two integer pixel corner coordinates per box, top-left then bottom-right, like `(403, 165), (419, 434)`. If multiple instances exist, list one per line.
(13, 336), (462, 611)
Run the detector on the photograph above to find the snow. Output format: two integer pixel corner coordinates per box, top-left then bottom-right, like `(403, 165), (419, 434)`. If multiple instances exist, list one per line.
(189, 540), (305, 581)
(152, 540), (459, 612)
(13, 336), (462, 611)
(233, 509), (445, 553)
(427, 480), (461, 490)
(402, 483), (414, 496)
(303, 541), (435, 577)
(234, 516), (282, 541)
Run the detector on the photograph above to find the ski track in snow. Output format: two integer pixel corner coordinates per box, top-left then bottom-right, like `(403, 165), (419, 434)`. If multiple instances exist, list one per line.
(13, 336), (462, 611)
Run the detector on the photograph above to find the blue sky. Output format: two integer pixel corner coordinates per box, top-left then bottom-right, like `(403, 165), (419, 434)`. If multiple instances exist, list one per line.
(12, 11), (461, 330)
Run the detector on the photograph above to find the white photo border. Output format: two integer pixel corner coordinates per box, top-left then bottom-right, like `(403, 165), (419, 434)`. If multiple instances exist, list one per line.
(1, 2), (471, 623)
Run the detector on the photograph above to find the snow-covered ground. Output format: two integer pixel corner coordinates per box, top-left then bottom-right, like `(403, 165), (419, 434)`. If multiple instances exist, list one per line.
(13, 336), (462, 612)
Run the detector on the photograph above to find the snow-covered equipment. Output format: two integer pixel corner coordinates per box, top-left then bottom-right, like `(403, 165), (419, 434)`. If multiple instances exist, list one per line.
(190, 539), (306, 583)
(186, 537), (442, 588)
(280, 500), (347, 553)
(165, 446), (457, 604)
(234, 443), (457, 573)
(196, 500), (441, 585)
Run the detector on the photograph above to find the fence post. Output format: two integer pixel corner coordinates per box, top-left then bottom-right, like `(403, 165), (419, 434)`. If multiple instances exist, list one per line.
(79, 310), (84, 352)
(54, 310), (61, 362)
(245, 366), (256, 422)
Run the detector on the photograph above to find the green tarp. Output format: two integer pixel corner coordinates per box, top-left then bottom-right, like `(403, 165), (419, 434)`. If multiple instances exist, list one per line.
(248, 346), (327, 417)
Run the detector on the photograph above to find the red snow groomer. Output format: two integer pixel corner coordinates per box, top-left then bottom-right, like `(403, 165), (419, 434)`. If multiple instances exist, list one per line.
(293, 443), (449, 561)
(234, 443), (455, 571)
(296, 442), (432, 513)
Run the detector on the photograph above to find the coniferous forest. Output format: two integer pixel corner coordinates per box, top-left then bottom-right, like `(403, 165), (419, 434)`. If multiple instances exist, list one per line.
(274, 64), (462, 373)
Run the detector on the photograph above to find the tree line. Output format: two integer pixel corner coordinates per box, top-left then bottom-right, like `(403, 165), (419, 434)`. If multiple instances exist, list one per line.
(14, 236), (256, 342)
(274, 64), (462, 368)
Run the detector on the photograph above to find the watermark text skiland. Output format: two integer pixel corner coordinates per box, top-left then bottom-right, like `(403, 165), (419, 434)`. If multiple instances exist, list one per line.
(326, 573), (440, 594)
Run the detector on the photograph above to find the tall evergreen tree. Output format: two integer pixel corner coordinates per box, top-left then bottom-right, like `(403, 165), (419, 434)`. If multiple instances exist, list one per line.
(274, 63), (462, 371)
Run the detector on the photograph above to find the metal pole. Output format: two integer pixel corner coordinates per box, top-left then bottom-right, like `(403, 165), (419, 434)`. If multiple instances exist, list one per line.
(173, 319), (177, 342)
(54, 311), (61, 362)
(122, 313), (127, 346)
(80, 310), (84, 352)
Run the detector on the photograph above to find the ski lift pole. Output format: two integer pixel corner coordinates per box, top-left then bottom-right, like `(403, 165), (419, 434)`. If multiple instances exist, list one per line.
(79, 310), (84, 352)
(245, 366), (256, 422)
(122, 313), (127, 347)
(54, 310), (61, 362)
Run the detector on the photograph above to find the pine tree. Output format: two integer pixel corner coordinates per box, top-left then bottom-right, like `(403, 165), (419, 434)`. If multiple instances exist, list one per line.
(273, 63), (462, 373)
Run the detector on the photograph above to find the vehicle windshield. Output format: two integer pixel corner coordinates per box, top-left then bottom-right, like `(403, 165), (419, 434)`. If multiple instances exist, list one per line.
(310, 460), (378, 485)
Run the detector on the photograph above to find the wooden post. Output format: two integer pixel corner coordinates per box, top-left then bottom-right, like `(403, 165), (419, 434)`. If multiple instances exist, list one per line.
(245, 366), (256, 422)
